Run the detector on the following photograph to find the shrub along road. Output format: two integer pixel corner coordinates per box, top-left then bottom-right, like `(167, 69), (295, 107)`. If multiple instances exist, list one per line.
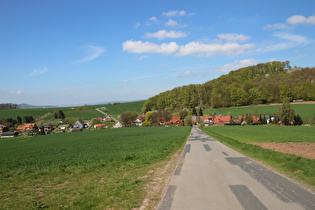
(157, 127), (315, 210)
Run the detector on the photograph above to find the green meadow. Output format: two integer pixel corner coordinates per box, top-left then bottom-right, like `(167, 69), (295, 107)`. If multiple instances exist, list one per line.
(201, 126), (315, 188)
(97, 100), (145, 119)
(0, 126), (191, 209)
(0, 101), (145, 123)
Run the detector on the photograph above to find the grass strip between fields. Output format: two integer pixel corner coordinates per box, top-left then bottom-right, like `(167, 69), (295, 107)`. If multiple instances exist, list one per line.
(201, 127), (315, 190)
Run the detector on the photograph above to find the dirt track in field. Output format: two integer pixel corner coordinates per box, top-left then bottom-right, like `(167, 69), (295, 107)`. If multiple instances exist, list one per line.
(250, 142), (315, 159)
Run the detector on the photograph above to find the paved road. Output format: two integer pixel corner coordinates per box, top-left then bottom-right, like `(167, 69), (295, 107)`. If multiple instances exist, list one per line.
(157, 126), (315, 210)
(95, 108), (118, 122)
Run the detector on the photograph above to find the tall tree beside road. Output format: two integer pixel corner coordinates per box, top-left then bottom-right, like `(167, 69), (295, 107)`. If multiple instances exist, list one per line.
(277, 100), (295, 125)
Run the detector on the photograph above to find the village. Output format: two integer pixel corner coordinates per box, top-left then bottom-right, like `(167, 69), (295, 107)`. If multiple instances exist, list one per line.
(0, 111), (279, 138)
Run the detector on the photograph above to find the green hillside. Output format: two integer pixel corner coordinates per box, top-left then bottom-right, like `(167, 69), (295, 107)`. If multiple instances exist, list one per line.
(142, 61), (315, 112)
(102, 100), (145, 115)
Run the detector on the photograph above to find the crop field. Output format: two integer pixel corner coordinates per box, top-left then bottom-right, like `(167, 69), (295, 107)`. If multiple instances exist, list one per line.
(203, 125), (315, 143)
(0, 107), (103, 122)
(0, 101), (145, 122)
(0, 126), (191, 209)
(203, 103), (315, 122)
(201, 125), (315, 188)
(98, 101), (145, 115)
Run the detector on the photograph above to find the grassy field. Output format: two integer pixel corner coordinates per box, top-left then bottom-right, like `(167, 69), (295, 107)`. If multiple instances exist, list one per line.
(0, 107), (103, 121)
(203, 126), (315, 143)
(203, 103), (315, 122)
(0, 126), (191, 209)
(99, 101), (145, 117)
(0, 101), (145, 122)
(201, 126), (315, 188)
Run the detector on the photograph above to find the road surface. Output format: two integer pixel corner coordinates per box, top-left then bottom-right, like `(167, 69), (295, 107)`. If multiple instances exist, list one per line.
(95, 108), (118, 122)
(157, 126), (315, 210)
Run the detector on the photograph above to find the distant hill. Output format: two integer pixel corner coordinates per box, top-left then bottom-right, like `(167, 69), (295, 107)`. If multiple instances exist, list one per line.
(18, 104), (58, 109)
(143, 61), (315, 112)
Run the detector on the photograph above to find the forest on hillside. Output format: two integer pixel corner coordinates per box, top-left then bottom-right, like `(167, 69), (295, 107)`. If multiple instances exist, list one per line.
(143, 61), (315, 112)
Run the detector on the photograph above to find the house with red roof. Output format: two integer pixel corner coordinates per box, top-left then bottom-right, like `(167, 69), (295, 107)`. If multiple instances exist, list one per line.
(238, 115), (260, 125)
(135, 116), (144, 126)
(202, 116), (214, 126)
(16, 123), (38, 132)
(94, 124), (106, 129)
(214, 115), (231, 126)
(104, 115), (112, 122)
(166, 115), (183, 126)
(158, 117), (166, 126)
(0, 125), (9, 133)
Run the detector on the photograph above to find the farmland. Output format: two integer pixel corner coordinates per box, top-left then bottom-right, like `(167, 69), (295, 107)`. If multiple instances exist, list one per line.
(0, 126), (191, 209)
(201, 126), (315, 188)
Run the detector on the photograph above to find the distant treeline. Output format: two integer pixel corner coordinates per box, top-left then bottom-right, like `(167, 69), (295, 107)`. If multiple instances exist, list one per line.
(0, 103), (18, 110)
(143, 61), (315, 112)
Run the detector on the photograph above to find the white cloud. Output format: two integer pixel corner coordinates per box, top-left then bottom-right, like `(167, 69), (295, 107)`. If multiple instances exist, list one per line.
(273, 32), (309, 43)
(256, 32), (310, 53)
(177, 70), (206, 78)
(165, 19), (178, 27)
(176, 41), (255, 57)
(264, 14), (315, 30)
(146, 16), (159, 25)
(162, 10), (186, 17)
(134, 22), (141, 28)
(145, 30), (187, 40)
(0, 89), (22, 95)
(29, 66), (48, 76)
(287, 15), (307, 25)
(263, 23), (290, 30)
(149, 16), (157, 21)
(287, 15), (315, 25)
(215, 59), (260, 72)
(124, 74), (165, 82)
(217, 33), (250, 42)
(122, 40), (179, 55)
(306, 15), (315, 24)
(75, 45), (105, 63)
(139, 55), (148, 60)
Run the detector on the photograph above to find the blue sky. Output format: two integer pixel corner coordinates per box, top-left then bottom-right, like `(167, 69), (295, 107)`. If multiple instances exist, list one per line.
(0, 0), (314, 106)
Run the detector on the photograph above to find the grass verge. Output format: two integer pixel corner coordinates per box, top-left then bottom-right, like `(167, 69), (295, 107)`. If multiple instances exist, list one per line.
(201, 126), (315, 190)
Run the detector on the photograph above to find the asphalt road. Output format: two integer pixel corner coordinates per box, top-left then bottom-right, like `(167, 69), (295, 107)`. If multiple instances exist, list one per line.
(157, 126), (315, 210)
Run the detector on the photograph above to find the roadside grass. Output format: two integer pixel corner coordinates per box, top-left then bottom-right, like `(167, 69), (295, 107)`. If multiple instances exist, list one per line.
(0, 126), (191, 209)
(203, 103), (315, 122)
(201, 126), (315, 188)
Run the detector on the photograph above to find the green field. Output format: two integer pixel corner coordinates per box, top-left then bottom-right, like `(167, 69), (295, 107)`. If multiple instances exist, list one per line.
(204, 103), (315, 122)
(99, 101), (145, 116)
(201, 126), (315, 187)
(203, 125), (315, 143)
(0, 107), (103, 121)
(0, 126), (191, 209)
(0, 101), (145, 123)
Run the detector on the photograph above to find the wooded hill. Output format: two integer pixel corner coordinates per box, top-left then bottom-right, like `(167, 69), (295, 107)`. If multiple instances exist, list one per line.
(143, 61), (315, 112)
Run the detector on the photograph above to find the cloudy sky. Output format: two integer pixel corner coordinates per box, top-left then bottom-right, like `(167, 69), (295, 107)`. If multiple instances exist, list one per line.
(0, 0), (314, 106)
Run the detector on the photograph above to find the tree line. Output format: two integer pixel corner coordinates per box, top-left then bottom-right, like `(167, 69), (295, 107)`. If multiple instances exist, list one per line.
(143, 61), (315, 112)
(0, 103), (18, 110)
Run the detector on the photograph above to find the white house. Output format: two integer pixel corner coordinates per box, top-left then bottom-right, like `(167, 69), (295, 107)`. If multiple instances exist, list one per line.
(113, 121), (124, 128)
